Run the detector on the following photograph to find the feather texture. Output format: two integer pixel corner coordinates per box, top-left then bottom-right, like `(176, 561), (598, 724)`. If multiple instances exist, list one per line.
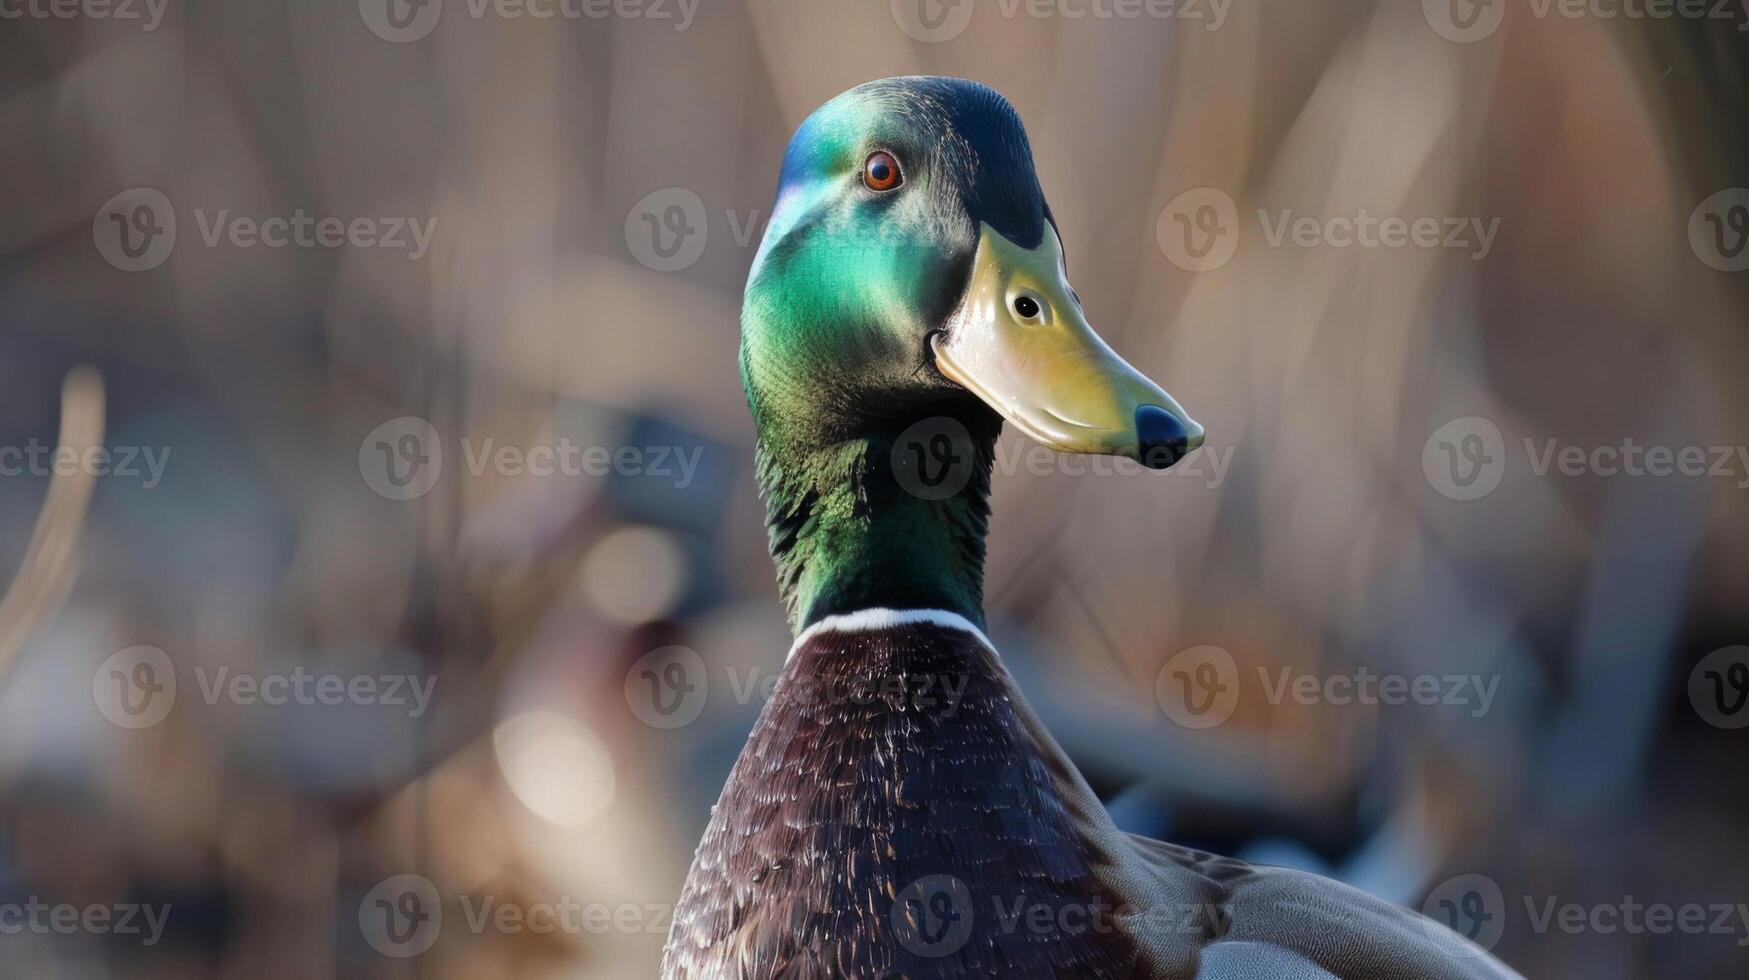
(662, 616), (1523, 980)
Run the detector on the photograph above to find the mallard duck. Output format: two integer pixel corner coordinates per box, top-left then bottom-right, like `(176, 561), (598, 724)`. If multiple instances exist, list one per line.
(663, 76), (1520, 980)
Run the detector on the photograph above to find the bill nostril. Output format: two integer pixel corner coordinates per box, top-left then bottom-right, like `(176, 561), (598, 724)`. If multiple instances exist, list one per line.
(1135, 404), (1201, 470)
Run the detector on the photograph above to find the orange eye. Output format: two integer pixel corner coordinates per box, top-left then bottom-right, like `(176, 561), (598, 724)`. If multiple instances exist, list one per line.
(863, 151), (902, 192)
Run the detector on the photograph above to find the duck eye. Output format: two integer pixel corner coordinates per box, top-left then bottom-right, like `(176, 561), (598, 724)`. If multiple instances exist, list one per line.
(1012, 295), (1042, 320)
(862, 151), (902, 192)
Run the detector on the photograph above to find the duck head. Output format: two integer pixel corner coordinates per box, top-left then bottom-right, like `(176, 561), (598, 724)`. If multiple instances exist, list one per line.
(743, 75), (1202, 468)
(743, 76), (1203, 629)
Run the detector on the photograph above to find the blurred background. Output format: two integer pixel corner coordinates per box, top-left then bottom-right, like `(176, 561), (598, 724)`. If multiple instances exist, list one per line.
(3, 0), (1748, 977)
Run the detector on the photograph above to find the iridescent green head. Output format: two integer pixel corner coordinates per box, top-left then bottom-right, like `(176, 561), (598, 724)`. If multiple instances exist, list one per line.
(743, 76), (1202, 630)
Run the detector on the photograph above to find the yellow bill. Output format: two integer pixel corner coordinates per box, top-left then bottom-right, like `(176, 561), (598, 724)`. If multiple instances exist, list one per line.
(932, 223), (1204, 469)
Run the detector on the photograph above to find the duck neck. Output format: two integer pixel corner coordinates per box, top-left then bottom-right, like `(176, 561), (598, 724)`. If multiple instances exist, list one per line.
(754, 409), (999, 633)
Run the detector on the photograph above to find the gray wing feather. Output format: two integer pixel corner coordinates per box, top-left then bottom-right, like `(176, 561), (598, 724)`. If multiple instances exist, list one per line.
(1118, 834), (1525, 980)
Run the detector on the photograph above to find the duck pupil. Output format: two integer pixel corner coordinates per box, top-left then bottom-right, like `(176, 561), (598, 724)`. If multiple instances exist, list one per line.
(1014, 296), (1041, 319)
(871, 161), (890, 181)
